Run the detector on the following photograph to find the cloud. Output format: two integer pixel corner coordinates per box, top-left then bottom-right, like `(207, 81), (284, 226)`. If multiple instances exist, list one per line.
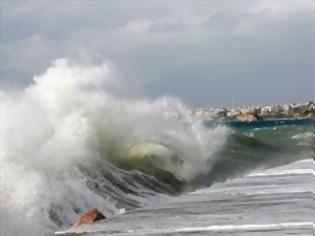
(125, 20), (151, 34)
(1, 0), (314, 106)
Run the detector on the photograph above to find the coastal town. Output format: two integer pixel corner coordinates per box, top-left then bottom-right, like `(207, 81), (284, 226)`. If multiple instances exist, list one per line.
(194, 101), (315, 122)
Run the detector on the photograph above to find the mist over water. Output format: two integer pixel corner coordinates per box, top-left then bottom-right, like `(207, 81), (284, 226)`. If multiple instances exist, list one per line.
(0, 59), (229, 236)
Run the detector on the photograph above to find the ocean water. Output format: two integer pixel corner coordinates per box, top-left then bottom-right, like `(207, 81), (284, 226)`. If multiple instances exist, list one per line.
(1, 59), (314, 236)
(56, 159), (313, 236)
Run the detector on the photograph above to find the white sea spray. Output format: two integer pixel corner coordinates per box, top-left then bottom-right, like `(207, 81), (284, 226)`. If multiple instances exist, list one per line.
(0, 59), (229, 236)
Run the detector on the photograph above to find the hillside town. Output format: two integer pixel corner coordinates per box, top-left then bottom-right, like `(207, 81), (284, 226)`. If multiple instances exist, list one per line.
(194, 101), (315, 122)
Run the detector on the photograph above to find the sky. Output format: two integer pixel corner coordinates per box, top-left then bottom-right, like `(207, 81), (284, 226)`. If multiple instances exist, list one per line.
(1, 0), (314, 107)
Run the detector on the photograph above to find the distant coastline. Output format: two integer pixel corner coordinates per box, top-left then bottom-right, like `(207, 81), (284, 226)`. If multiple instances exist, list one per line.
(194, 101), (315, 122)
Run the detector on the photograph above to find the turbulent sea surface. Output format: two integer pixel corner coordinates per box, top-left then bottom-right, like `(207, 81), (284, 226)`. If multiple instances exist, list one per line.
(56, 121), (314, 236)
(1, 60), (314, 236)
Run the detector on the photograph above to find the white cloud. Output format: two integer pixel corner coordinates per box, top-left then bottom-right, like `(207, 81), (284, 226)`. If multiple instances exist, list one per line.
(126, 20), (151, 34)
(251, 0), (315, 14)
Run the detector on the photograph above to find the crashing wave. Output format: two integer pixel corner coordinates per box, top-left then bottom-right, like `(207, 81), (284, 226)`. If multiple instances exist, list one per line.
(0, 59), (228, 236)
(1, 59), (311, 236)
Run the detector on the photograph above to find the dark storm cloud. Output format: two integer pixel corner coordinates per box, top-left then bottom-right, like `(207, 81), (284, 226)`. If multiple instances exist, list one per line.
(1, 0), (314, 106)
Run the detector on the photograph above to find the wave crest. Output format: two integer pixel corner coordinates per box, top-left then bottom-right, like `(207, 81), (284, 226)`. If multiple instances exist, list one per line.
(1, 59), (228, 236)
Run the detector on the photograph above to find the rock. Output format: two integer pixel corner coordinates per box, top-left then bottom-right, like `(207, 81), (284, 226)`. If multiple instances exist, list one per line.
(73, 208), (106, 228)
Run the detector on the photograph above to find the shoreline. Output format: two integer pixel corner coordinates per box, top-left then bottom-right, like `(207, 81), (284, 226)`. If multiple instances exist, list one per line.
(194, 101), (315, 122)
